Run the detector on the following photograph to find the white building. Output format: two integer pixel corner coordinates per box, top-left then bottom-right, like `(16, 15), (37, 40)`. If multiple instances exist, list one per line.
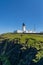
(14, 23), (36, 33)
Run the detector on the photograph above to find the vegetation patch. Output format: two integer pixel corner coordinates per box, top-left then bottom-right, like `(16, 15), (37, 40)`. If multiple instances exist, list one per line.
(0, 33), (43, 65)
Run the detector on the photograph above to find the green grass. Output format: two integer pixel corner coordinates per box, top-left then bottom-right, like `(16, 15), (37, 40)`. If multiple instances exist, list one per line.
(0, 33), (43, 42)
(0, 33), (43, 65)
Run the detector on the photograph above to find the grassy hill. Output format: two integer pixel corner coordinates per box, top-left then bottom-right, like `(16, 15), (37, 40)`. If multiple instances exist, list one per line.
(0, 33), (43, 65)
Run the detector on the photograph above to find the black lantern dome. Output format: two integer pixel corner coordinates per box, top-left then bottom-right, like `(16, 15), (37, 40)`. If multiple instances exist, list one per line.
(23, 23), (25, 26)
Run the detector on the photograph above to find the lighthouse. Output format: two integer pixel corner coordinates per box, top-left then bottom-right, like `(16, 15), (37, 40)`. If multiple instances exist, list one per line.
(22, 23), (26, 32)
(14, 23), (36, 33)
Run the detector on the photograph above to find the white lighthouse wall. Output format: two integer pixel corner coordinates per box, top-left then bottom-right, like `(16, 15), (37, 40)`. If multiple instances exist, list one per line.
(22, 26), (26, 32)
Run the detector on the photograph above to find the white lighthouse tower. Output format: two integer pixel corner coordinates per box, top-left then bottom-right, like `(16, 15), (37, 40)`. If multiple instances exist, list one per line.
(14, 23), (36, 33)
(22, 23), (26, 32)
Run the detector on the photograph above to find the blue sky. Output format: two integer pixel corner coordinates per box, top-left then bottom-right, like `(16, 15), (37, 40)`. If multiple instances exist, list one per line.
(0, 0), (43, 34)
